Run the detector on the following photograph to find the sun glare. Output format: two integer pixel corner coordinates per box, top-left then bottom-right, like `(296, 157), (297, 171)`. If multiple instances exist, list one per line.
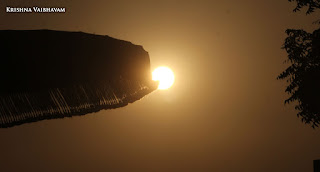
(152, 67), (175, 90)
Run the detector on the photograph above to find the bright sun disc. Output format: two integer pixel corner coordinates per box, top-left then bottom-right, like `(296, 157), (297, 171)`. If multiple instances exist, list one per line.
(152, 67), (175, 90)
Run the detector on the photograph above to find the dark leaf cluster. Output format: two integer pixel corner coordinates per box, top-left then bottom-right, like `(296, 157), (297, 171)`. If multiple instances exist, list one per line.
(278, 29), (320, 128)
(289, 0), (320, 14)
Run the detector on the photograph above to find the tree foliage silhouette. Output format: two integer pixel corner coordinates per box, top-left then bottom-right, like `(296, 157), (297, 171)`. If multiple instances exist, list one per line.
(278, 0), (320, 128)
(289, 0), (320, 14)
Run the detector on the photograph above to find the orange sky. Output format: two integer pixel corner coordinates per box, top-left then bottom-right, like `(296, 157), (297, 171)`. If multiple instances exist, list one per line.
(1, 0), (320, 171)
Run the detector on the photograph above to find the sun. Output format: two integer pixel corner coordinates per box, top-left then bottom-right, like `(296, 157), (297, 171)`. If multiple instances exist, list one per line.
(152, 66), (175, 90)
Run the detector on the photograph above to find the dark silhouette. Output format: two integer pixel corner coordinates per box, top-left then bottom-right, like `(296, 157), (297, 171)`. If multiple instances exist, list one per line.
(289, 0), (320, 14)
(315, 160), (320, 172)
(278, 29), (320, 127)
(0, 30), (158, 128)
(278, 1), (320, 128)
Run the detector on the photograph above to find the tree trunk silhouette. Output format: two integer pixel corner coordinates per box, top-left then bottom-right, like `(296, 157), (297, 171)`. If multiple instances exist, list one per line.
(0, 30), (158, 128)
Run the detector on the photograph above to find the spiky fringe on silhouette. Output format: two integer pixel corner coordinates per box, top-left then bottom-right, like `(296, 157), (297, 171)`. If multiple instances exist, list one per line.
(0, 30), (157, 128)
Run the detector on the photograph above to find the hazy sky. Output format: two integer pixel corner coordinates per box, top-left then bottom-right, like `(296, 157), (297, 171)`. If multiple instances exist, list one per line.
(1, 0), (320, 172)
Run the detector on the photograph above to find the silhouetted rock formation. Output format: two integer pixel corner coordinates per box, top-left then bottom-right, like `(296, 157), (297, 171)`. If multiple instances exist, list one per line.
(0, 30), (158, 128)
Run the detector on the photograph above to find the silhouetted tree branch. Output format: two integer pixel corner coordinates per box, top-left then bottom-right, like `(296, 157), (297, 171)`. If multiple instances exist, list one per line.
(289, 0), (320, 14)
(278, 29), (320, 128)
(278, 1), (320, 128)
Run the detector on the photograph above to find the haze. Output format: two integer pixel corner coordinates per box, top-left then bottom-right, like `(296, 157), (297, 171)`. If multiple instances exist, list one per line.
(0, 0), (320, 171)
